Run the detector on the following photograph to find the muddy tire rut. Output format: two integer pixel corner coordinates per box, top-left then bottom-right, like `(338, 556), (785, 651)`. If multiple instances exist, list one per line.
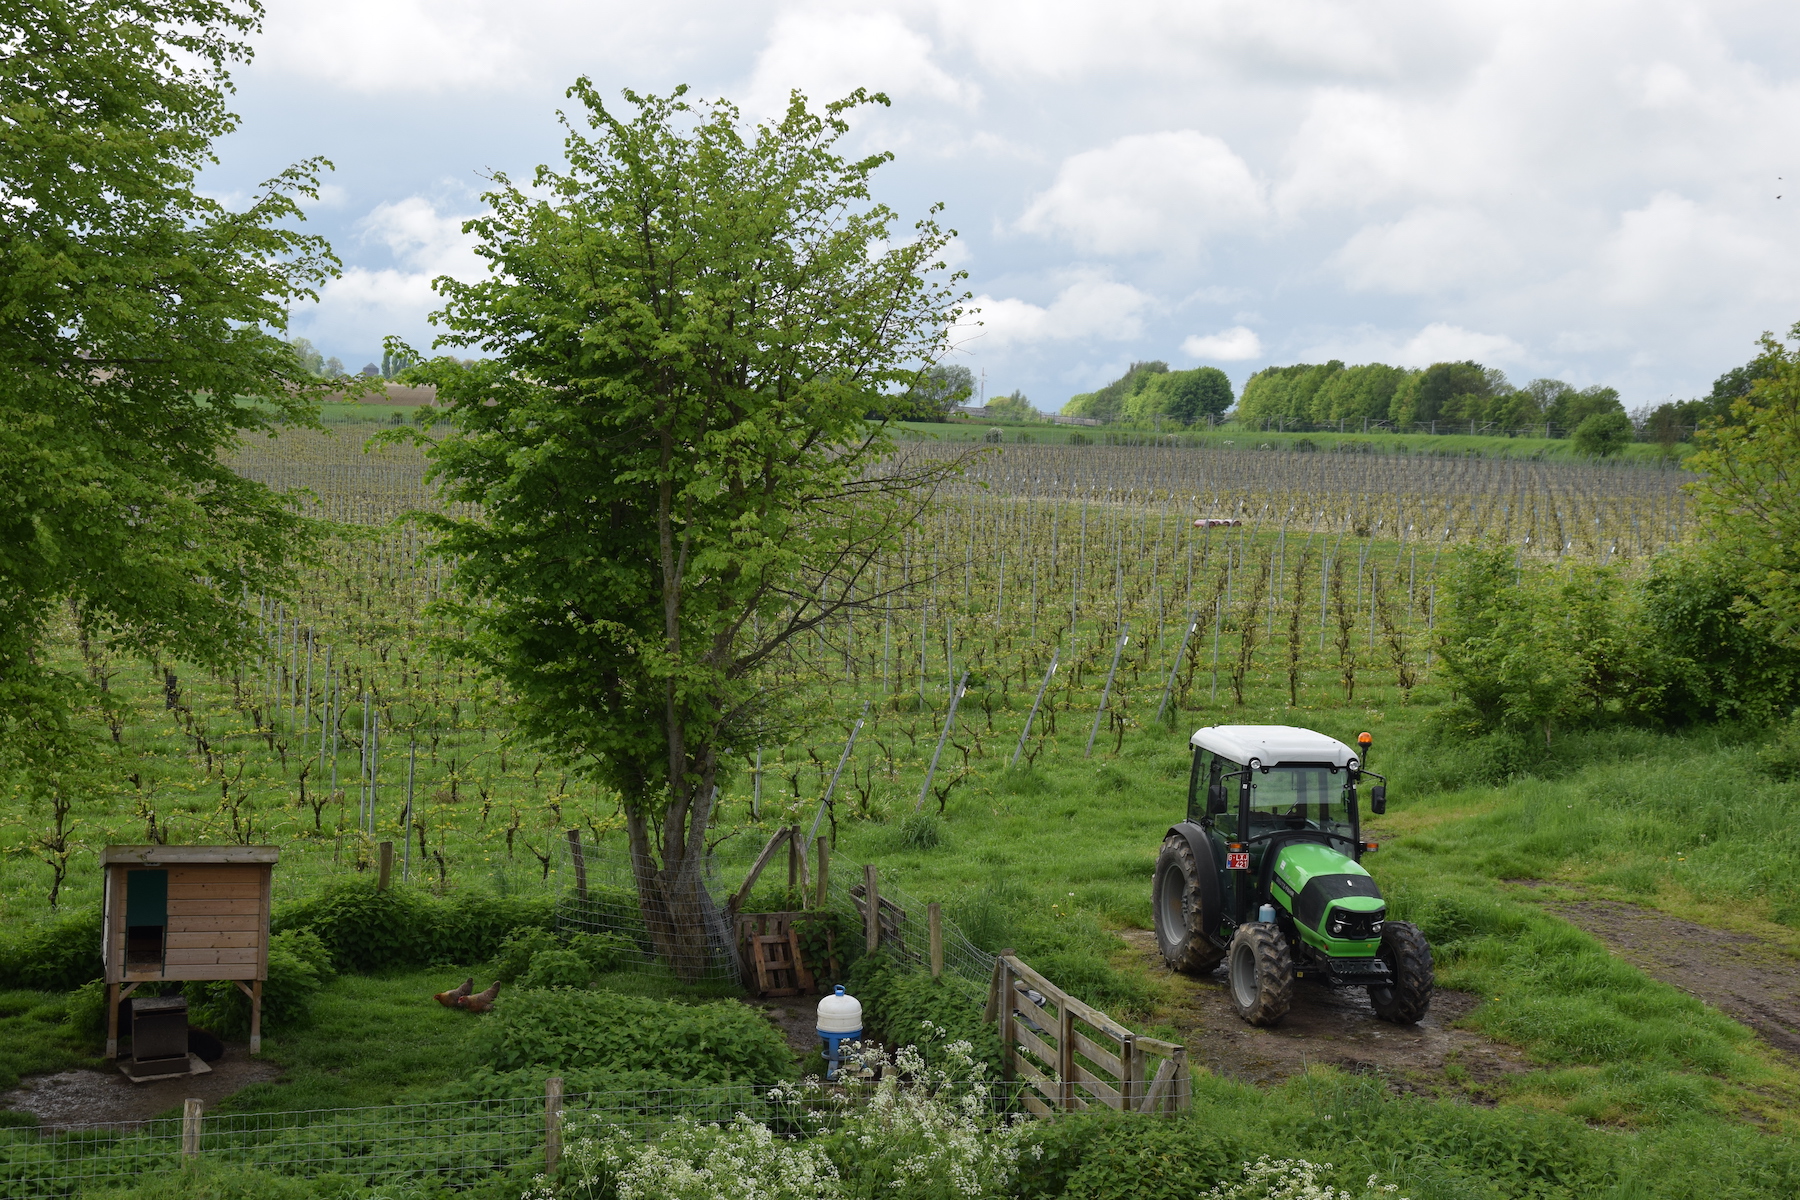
(1120, 928), (1531, 1096)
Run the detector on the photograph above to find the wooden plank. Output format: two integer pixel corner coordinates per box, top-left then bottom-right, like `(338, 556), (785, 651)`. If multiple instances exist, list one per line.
(167, 883), (260, 900)
(1058, 1003), (1076, 1112)
(998, 963), (1015, 1082)
(102, 845), (279, 865)
(166, 931), (260, 949)
(1070, 1031), (1125, 1080)
(1120, 1036), (1138, 1112)
(1015, 1024), (1059, 1070)
(165, 947), (258, 966)
(1014, 1055), (1053, 1087)
(1020, 1091), (1055, 1117)
(1011, 986), (1056, 1034)
(167, 914), (261, 933)
(729, 829), (791, 914)
(1139, 1058), (1177, 1113)
(161, 963), (259, 981)
(168, 866), (263, 884)
(258, 867), (271, 978)
(983, 958), (1002, 1024)
(1133, 1035), (1185, 1058)
(1004, 956), (1132, 1040)
(1070, 1064), (1122, 1108)
(166, 898), (263, 916)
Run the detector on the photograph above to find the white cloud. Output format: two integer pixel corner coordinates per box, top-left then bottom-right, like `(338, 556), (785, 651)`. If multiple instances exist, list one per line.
(258, 0), (529, 93)
(1299, 322), (1528, 369)
(1182, 326), (1262, 361)
(1332, 207), (1518, 294)
(294, 197), (484, 356)
(1018, 131), (1265, 255)
(746, 9), (977, 117)
(964, 274), (1153, 350)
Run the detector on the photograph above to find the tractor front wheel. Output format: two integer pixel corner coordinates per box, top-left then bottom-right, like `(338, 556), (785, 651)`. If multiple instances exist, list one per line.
(1227, 922), (1293, 1026)
(1368, 921), (1433, 1024)
(1153, 835), (1225, 974)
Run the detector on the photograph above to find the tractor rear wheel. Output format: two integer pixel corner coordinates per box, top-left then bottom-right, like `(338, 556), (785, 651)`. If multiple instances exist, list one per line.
(1368, 921), (1433, 1024)
(1153, 835), (1224, 974)
(1227, 922), (1293, 1026)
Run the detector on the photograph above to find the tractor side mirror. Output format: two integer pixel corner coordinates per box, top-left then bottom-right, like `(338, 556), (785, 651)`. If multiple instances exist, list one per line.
(1369, 784), (1387, 816)
(1207, 782), (1226, 814)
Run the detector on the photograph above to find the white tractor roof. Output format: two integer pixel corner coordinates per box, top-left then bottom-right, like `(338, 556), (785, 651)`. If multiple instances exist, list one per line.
(1189, 725), (1359, 768)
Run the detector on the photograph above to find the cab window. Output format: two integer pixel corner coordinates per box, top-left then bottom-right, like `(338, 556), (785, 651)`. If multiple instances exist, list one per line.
(1245, 766), (1352, 842)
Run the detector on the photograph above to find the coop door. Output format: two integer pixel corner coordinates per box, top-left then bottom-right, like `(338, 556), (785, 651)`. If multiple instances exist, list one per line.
(124, 869), (168, 971)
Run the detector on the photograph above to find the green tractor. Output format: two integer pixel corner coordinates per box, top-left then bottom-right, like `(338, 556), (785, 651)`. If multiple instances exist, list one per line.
(1152, 725), (1432, 1026)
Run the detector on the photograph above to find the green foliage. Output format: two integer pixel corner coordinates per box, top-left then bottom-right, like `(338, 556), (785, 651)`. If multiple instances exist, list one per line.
(1761, 711), (1800, 781)
(408, 84), (965, 973)
(1572, 410), (1634, 457)
(984, 390), (1035, 421)
(492, 927), (561, 983)
(519, 948), (593, 990)
(1016, 1110), (1250, 1200)
(476, 987), (797, 1081)
(895, 812), (944, 850)
(272, 879), (553, 973)
(846, 951), (1003, 1076)
(1687, 322), (1800, 649)
(897, 364), (973, 421)
(0, 0), (338, 854)
(1063, 362), (1168, 422)
(83, 1161), (322, 1200)
(1121, 367), (1234, 425)
(0, 904), (102, 991)
(184, 929), (335, 1037)
(1640, 547), (1800, 724)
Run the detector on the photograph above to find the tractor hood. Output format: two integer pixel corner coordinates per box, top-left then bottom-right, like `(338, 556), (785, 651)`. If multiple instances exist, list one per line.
(1270, 842), (1385, 952)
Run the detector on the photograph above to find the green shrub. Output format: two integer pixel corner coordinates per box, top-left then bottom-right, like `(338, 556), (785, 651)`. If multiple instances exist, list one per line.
(475, 988), (797, 1082)
(0, 905), (103, 991)
(83, 1161), (320, 1199)
(518, 948), (591, 990)
(566, 931), (635, 975)
(895, 812), (943, 850)
(1760, 710), (1800, 780)
(1016, 1110), (1250, 1200)
(185, 929), (335, 1036)
(272, 879), (552, 972)
(847, 951), (1002, 1076)
(1641, 547), (1800, 724)
(492, 927), (561, 983)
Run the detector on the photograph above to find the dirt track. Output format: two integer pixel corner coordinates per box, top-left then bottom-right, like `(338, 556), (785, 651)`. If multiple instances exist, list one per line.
(1120, 928), (1530, 1096)
(1547, 899), (1800, 1057)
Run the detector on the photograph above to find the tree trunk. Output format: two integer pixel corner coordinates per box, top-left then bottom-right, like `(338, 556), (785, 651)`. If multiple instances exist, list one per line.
(624, 772), (720, 982)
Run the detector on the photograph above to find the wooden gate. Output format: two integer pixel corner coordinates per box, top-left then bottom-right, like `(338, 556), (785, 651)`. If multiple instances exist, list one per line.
(985, 953), (1189, 1115)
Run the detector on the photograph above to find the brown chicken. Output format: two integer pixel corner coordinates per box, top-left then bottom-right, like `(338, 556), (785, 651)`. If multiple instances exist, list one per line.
(458, 981), (500, 1013)
(433, 977), (474, 1008)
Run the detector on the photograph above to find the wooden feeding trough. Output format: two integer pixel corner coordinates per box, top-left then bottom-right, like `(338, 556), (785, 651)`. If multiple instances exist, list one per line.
(101, 845), (278, 1063)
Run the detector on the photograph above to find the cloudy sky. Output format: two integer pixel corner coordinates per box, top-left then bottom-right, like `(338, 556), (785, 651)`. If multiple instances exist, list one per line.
(214, 0), (1800, 411)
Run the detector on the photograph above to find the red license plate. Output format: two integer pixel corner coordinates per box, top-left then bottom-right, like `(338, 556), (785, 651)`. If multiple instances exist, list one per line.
(1227, 852), (1250, 871)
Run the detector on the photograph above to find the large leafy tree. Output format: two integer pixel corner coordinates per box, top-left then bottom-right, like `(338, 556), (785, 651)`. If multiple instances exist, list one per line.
(1687, 324), (1800, 650)
(409, 84), (966, 974)
(0, 0), (335, 897)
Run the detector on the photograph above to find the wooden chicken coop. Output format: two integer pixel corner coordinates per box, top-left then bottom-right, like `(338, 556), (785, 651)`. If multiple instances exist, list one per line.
(101, 845), (279, 1058)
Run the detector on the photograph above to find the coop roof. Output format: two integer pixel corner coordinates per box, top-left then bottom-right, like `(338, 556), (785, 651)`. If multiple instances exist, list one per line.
(101, 845), (280, 866)
(1189, 726), (1359, 768)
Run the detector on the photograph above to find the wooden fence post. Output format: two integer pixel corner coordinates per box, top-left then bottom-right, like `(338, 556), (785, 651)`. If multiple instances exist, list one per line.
(181, 1098), (203, 1159)
(863, 865), (881, 953)
(1057, 1000), (1075, 1112)
(997, 954), (1016, 1082)
(1120, 1035), (1138, 1112)
(376, 841), (393, 891)
(566, 830), (588, 904)
(814, 837), (830, 910)
(927, 902), (943, 980)
(545, 1076), (564, 1174)
(788, 824), (801, 891)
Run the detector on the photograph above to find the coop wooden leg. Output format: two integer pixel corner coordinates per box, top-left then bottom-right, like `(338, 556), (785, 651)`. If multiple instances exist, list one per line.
(250, 979), (262, 1054)
(106, 983), (119, 1060)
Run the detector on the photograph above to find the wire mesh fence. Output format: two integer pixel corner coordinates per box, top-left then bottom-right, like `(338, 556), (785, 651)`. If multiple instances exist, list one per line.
(552, 833), (743, 984)
(0, 1079), (1013, 1198)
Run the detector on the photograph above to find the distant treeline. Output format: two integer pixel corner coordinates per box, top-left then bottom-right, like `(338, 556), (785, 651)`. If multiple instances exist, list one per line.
(1235, 360), (1625, 433)
(1061, 361), (1233, 424)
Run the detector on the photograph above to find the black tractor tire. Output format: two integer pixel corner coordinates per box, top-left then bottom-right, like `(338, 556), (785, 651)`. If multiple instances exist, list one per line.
(1227, 922), (1293, 1026)
(1153, 835), (1225, 974)
(1368, 920), (1433, 1024)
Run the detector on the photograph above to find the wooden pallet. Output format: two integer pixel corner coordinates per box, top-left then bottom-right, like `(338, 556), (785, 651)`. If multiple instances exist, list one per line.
(735, 912), (818, 997)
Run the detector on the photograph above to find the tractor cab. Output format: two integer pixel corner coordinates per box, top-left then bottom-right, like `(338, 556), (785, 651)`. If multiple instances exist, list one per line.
(1154, 724), (1432, 1028)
